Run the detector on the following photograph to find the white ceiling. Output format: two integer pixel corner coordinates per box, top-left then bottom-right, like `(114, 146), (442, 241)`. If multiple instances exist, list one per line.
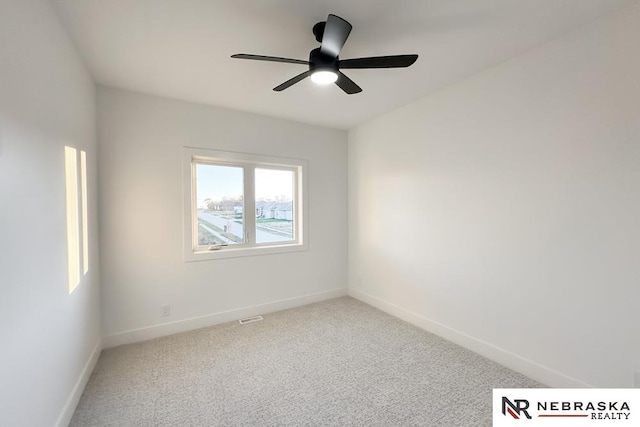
(52, 0), (634, 130)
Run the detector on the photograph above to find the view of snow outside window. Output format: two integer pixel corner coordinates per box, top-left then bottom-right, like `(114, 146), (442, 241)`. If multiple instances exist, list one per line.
(196, 164), (294, 246)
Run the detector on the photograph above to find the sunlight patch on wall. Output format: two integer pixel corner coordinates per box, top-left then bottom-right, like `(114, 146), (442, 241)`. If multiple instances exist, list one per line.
(65, 147), (90, 293)
(81, 150), (88, 274)
(64, 146), (80, 293)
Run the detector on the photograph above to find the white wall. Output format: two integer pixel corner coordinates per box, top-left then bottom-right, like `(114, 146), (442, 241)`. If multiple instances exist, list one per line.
(0, 0), (101, 425)
(349, 3), (640, 388)
(98, 87), (347, 345)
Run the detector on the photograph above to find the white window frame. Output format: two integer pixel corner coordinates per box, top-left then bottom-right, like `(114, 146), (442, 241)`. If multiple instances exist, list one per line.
(183, 147), (308, 261)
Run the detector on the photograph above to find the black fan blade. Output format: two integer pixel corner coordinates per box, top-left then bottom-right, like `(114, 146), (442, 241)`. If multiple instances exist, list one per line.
(339, 54), (418, 69)
(231, 54), (308, 65)
(273, 71), (312, 91)
(335, 71), (362, 94)
(320, 14), (352, 58)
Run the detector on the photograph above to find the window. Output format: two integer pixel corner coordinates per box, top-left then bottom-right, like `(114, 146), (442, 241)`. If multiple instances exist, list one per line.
(183, 148), (307, 261)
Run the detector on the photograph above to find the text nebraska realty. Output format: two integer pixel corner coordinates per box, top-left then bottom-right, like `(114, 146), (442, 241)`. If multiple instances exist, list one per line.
(504, 397), (631, 420)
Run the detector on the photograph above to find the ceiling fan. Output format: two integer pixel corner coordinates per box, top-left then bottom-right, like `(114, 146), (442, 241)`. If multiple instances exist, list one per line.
(231, 14), (418, 94)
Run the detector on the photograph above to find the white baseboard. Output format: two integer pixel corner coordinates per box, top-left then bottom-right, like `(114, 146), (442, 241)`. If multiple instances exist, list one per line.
(56, 339), (103, 427)
(348, 288), (592, 388)
(104, 288), (348, 348)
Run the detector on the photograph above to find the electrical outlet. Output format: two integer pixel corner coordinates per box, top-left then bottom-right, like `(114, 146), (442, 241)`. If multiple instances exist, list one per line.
(160, 304), (171, 317)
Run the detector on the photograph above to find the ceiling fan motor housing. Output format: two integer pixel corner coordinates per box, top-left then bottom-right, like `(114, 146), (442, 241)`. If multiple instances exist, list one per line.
(312, 21), (326, 43)
(309, 47), (338, 73)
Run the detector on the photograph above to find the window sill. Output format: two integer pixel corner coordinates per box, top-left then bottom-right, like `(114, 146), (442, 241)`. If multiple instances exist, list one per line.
(184, 242), (308, 262)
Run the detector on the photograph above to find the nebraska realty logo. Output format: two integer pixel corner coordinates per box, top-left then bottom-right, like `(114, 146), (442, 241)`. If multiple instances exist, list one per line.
(493, 389), (640, 426)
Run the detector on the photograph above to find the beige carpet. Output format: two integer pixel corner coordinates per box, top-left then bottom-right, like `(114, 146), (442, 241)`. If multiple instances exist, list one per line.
(71, 297), (542, 426)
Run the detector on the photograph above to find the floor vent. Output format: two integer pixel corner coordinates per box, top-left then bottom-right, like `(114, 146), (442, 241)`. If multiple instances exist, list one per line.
(238, 315), (264, 325)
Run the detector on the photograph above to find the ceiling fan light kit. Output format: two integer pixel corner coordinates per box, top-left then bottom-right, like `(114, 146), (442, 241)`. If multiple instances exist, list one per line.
(231, 14), (418, 94)
(310, 70), (338, 85)
(308, 47), (339, 85)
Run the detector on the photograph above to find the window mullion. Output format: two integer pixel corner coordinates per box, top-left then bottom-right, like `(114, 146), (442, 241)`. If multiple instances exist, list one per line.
(244, 166), (256, 244)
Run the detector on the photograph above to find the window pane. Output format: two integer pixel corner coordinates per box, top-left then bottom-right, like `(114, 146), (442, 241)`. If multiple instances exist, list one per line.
(255, 168), (294, 243)
(196, 164), (244, 246)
